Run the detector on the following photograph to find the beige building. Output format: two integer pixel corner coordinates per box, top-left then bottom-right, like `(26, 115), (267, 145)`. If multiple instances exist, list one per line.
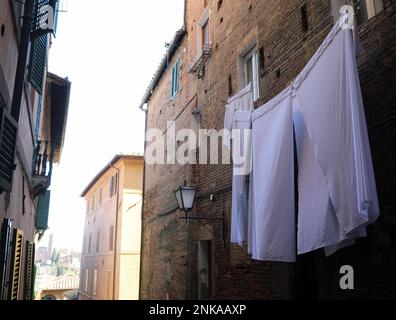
(79, 155), (143, 300)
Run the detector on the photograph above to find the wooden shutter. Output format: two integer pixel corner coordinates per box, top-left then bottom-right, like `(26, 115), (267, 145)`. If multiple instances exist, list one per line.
(28, 34), (48, 94)
(0, 219), (13, 299)
(109, 177), (113, 197)
(35, 190), (51, 231)
(0, 108), (18, 193)
(31, 0), (58, 38)
(9, 229), (24, 300)
(175, 60), (180, 93)
(114, 174), (118, 195)
(24, 241), (35, 300)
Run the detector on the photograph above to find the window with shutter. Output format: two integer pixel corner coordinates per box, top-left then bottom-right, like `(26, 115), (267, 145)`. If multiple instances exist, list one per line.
(24, 241), (35, 300)
(171, 59), (180, 99)
(9, 229), (24, 300)
(0, 108), (18, 193)
(31, 0), (58, 38)
(35, 190), (51, 231)
(28, 34), (48, 94)
(0, 219), (13, 300)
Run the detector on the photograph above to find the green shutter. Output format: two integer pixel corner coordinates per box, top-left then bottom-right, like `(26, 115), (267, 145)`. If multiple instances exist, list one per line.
(35, 190), (51, 231)
(31, 0), (58, 38)
(171, 60), (180, 98)
(0, 219), (13, 299)
(24, 241), (35, 300)
(0, 108), (18, 193)
(176, 60), (180, 93)
(28, 34), (48, 94)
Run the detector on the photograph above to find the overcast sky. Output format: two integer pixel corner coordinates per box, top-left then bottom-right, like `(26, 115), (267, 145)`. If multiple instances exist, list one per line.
(39, 0), (185, 251)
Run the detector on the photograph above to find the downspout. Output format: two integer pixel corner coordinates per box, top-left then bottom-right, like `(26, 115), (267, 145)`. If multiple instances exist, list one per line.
(138, 103), (148, 300)
(11, 0), (34, 122)
(110, 162), (120, 300)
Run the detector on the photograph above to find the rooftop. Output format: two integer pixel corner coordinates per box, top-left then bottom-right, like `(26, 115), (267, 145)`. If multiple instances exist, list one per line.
(80, 153), (144, 197)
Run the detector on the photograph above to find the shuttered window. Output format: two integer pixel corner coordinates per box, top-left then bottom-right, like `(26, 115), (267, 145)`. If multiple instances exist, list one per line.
(28, 34), (48, 94)
(109, 174), (118, 198)
(31, 0), (58, 37)
(9, 229), (23, 300)
(35, 190), (51, 231)
(0, 219), (13, 299)
(109, 225), (114, 251)
(0, 108), (18, 193)
(171, 59), (180, 98)
(24, 241), (35, 300)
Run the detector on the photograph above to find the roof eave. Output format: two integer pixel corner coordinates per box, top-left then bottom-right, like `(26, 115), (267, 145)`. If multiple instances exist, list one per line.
(138, 28), (186, 110)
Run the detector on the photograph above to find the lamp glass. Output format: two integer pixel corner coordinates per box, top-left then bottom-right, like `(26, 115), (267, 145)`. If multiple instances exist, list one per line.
(175, 188), (183, 210)
(180, 187), (196, 211)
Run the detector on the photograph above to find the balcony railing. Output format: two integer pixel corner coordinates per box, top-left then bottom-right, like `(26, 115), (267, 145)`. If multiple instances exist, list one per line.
(189, 44), (213, 77)
(32, 141), (54, 197)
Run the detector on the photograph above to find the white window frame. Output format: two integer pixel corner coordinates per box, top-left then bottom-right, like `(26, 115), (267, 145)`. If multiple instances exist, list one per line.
(240, 46), (260, 102)
(92, 269), (98, 296)
(196, 7), (210, 58)
(84, 269), (89, 293)
(363, 0), (383, 20)
(331, 0), (383, 24)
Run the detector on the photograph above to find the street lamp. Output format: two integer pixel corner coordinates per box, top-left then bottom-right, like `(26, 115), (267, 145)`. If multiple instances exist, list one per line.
(174, 182), (197, 220)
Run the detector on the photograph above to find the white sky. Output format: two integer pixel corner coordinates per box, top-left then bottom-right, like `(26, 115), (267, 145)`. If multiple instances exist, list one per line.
(39, 0), (185, 251)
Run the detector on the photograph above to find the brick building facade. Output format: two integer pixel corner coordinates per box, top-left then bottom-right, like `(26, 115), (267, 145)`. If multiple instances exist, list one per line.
(139, 0), (396, 299)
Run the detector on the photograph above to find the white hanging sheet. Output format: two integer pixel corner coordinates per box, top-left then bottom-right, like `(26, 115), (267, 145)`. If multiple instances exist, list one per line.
(292, 16), (379, 253)
(249, 87), (296, 262)
(230, 111), (252, 246)
(223, 84), (254, 149)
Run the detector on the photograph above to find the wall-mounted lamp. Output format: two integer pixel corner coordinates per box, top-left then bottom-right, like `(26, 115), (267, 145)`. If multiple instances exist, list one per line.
(174, 182), (224, 225)
(174, 181), (197, 221)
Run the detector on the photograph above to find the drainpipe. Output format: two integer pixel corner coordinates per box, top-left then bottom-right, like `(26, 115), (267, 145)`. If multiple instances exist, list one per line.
(138, 103), (147, 300)
(110, 162), (120, 300)
(11, 0), (34, 122)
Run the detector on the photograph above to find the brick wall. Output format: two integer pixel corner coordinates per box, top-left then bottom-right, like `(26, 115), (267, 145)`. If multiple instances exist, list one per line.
(141, 0), (396, 300)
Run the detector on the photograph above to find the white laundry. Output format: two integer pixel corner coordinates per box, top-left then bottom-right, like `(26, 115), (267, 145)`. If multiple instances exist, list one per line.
(225, 85), (254, 247)
(223, 84), (254, 149)
(230, 111), (253, 247)
(292, 17), (379, 253)
(249, 87), (296, 262)
(294, 103), (367, 255)
(230, 111), (252, 246)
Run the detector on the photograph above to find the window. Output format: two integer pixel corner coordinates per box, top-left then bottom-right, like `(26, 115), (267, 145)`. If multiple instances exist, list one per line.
(171, 59), (180, 99)
(8, 229), (24, 300)
(0, 107), (18, 193)
(109, 174), (118, 198)
(241, 47), (260, 101)
(107, 270), (113, 299)
(202, 20), (209, 48)
(92, 269), (98, 295)
(88, 234), (92, 253)
(84, 269), (89, 292)
(96, 230), (100, 253)
(198, 240), (213, 300)
(109, 225), (114, 251)
(354, 0), (383, 25)
(28, 34), (48, 93)
(99, 188), (103, 206)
